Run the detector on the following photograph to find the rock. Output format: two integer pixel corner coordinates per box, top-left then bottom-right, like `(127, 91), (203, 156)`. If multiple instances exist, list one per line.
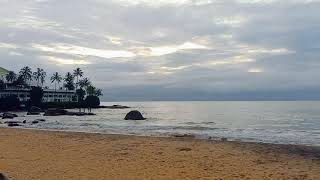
(32, 120), (39, 124)
(29, 106), (42, 113)
(36, 119), (46, 122)
(87, 113), (95, 115)
(23, 120), (27, 124)
(98, 105), (130, 109)
(0, 173), (9, 180)
(7, 122), (20, 127)
(124, 110), (146, 120)
(2, 113), (18, 119)
(44, 109), (68, 116)
(27, 112), (40, 115)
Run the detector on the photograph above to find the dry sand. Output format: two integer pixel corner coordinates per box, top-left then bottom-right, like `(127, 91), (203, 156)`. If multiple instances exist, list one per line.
(0, 128), (319, 180)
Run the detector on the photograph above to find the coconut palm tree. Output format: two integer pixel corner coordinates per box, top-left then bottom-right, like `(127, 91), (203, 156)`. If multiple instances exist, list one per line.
(95, 89), (103, 97)
(78, 78), (91, 89)
(86, 85), (96, 96)
(50, 72), (62, 92)
(33, 68), (46, 87)
(5, 71), (17, 83)
(73, 68), (83, 89)
(19, 66), (32, 85)
(64, 72), (75, 91)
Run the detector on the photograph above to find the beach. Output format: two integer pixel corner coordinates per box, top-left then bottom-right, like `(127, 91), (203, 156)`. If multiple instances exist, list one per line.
(0, 128), (319, 180)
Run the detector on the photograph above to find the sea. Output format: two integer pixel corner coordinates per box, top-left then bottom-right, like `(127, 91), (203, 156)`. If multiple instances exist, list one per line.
(1, 101), (320, 146)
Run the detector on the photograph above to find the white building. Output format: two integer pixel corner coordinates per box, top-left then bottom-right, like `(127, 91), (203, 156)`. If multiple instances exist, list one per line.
(0, 87), (77, 102)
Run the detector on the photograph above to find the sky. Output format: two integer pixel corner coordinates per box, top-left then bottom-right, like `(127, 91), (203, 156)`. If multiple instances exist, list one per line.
(0, 0), (320, 101)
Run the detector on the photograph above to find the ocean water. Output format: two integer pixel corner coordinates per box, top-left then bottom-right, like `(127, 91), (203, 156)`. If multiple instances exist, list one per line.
(1, 101), (320, 146)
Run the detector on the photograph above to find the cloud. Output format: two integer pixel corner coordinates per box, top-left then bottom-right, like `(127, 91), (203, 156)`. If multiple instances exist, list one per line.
(0, 0), (319, 100)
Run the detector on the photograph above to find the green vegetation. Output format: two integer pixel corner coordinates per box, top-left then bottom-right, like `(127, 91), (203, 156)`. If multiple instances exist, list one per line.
(1, 66), (103, 110)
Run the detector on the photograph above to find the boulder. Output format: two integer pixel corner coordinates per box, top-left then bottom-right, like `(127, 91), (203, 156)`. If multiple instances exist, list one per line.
(32, 120), (39, 124)
(107, 105), (130, 109)
(2, 113), (18, 119)
(23, 120), (26, 124)
(7, 122), (20, 127)
(30, 106), (42, 112)
(27, 112), (40, 115)
(36, 119), (46, 122)
(0, 173), (9, 180)
(44, 109), (68, 116)
(124, 110), (146, 120)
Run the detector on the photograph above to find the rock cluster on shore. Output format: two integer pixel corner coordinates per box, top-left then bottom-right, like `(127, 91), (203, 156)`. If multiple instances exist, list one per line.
(44, 109), (95, 116)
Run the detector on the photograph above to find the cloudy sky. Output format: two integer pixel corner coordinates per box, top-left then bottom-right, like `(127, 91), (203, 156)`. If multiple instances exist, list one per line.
(0, 0), (320, 101)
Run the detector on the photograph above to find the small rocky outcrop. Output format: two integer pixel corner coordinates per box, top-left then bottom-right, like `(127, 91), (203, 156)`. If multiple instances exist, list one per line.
(7, 122), (20, 127)
(36, 119), (46, 122)
(124, 110), (146, 120)
(44, 109), (68, 116)
(32, 120), (39, 124)
(103, 105), (130, 109)
(27, 106), (42, 115)
(2, 113), (18, 119)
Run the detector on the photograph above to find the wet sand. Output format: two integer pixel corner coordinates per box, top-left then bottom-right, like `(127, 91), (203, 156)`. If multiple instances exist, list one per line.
(0, 128), (319, 180)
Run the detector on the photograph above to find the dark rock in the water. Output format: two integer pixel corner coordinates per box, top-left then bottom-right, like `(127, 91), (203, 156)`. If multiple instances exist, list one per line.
(32, 120), (39, 124)
(124, 110), (146, 120)
(36, 119), (46, 122)
(7, 122), (20, 127)
(2, 113), (18, 119)
(29, 106), (42, 112)
(107, 105), (130, 109)
(0, 173), (9, 180)
(23, 120), (27, 124)
(87, 113), (95, 115)
(44, 109), (68, 116)
(27, 106), (42, 115)
(27, 112), (40, 115)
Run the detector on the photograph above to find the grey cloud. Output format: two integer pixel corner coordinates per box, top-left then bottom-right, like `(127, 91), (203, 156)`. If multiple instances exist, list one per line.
(0, 0), (319, 100)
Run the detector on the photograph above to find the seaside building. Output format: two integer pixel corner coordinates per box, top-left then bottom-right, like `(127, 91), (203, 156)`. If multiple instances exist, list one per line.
(0, 87), (77, 102)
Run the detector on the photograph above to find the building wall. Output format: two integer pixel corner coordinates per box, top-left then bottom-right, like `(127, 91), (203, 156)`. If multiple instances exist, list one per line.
(0, 88), (77, 102)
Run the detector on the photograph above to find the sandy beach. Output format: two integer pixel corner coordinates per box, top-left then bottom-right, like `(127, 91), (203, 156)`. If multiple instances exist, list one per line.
(0, 128), (319, 180)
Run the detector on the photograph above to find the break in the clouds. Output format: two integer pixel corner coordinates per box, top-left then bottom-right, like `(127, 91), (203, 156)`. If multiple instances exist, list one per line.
(0, 0), (319, 101)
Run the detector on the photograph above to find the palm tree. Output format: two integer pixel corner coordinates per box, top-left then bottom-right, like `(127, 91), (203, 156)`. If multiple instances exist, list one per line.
(73, 68), (83, 89)
(86, 85), (96, 96)
(78, 78), (91, 89)
(50, 72), (62, 92)
(33, 68), (46, 87)
(19, 66), (32, 85)
(5, 71), (17, 83)
(64, 72), (75, 91)
(95, 89), (103, 97)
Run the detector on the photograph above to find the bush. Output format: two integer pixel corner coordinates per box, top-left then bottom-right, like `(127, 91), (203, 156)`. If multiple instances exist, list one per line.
(84, 95), (100, 108)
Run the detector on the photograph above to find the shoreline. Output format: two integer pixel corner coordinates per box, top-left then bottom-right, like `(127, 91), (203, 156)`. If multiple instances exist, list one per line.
(2, 125), (320, 148)
(1, 128), (320, 179)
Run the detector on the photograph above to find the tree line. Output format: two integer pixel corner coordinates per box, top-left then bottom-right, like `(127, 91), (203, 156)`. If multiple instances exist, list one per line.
(1, 66), (103, 102)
